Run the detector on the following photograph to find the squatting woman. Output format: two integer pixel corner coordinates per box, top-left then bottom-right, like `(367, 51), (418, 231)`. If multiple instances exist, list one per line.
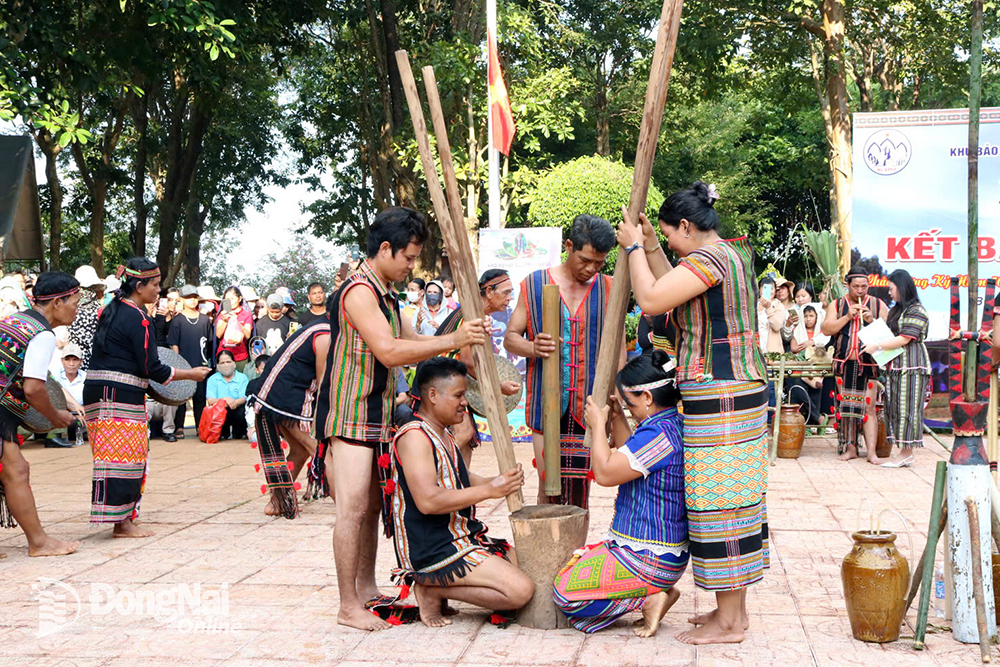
(553, 350), (687, 637)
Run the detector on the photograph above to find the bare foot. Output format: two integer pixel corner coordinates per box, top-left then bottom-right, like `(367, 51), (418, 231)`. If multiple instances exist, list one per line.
(441, 599), (460, 616)
(28, 536), (79, 557)
(866, 455), (881, 465)
(113, 520), (156, 538)
(676, 618), (745, 645)
(414, 584), (451, 627)
(687, 607), (750, 630)
(338, 606), (390, 631)
(264, 497), (281, 516)
(838, 447), (858, 462)
(635, 588), (679, 638)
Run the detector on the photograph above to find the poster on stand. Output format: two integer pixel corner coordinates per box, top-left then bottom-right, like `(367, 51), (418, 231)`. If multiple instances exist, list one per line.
(476, 227), (564, 444)
(853, 108), (1000, 396)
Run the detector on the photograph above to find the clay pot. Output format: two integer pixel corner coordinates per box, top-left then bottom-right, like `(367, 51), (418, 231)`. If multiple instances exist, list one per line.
(776, 403), (806, 459)
(841, 531), (910, 642)
(875, 403), (892, 459)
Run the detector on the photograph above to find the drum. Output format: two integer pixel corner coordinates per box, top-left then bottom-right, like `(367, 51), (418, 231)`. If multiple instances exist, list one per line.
(465, 355), (523, 417)
(148, 347), (197, 406)
(22, 375), (70, 433)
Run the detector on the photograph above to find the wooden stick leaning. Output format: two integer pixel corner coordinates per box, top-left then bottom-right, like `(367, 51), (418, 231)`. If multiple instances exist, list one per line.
(990, 372), (998, 484)
(542, 284), (562, 496)
(965, 496), (993, 663)
(396, 50), (523, 512)
(914, 460), (948, 650)
(583, 0), (684, 451)
(904, 497), (947, 616)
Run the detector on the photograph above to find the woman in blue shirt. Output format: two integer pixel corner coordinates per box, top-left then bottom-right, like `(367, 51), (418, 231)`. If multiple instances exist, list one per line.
(206, 350), (249, 440)
(553, 350), (687, 637)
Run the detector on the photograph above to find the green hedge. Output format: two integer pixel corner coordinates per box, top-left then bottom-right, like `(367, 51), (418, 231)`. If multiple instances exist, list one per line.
(528, 155), (665, 274)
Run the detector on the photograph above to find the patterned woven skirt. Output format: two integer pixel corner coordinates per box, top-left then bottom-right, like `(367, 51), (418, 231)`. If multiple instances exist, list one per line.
(553, 541), (688, 633)
(885, 370), (929, 449)
(254, 409), (300, 519)
(85, 394), (149, 524)
(834, 360), (875, 454)
(679, 380), (769, 591)
(541, 411), (592, 509)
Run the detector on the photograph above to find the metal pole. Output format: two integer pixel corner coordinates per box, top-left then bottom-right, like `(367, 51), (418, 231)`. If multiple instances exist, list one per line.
(486, 0), (500, 230)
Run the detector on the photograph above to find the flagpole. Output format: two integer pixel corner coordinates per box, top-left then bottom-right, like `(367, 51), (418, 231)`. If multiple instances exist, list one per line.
(486, 0), (501, 229)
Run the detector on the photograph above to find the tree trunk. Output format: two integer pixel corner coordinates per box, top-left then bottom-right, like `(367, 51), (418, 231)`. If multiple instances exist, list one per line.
(821, 0), (853, 276)
(132, 94), (149, 257)
(156, 102), (211, 272)
(380, 0), (405, 132)
(595, 67), (610, 156)
(34, 131), (63, 270)
(364, 0), (395, 208)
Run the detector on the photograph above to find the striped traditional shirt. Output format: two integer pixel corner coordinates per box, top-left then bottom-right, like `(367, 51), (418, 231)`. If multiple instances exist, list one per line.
(672, 237), (766, 383)
(313, 260), (400, 443)
(889, 302), (931, 375)
(609, 407), (687, 555)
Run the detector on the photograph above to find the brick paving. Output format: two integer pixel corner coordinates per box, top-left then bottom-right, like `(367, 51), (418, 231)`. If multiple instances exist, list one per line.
(0, 431), (988, 666)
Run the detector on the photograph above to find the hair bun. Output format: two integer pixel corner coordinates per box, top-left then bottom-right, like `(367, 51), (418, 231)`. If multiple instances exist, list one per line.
(691, 181), (719, 208)
(650, 349), (670, 370)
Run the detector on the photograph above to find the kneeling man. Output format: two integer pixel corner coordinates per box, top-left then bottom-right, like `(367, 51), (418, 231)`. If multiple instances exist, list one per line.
(389, 357), (533, 627)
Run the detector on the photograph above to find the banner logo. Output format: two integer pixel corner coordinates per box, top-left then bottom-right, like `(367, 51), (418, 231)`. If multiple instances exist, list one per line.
(864, 129), (912, 175)
(34, 578), (82, 638)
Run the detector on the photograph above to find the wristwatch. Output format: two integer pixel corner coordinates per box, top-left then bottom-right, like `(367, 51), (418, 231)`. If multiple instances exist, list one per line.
(624, 242), (642, 255)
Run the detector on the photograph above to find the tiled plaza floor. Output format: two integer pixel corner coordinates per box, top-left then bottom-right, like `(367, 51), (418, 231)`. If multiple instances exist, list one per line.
(0, 430), (990, 666)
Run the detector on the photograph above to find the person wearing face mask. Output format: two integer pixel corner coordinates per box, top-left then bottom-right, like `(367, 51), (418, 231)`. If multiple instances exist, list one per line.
(215, 286), (254, 371)
(207, 350), (249, 441)
(504, 214), (623, 510)
(401, 278), (425, 323)
(413, 280), (451, 336)
(85, 258), (213, 539)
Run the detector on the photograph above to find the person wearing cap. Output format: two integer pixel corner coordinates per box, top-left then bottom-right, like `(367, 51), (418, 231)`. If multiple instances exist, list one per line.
(67, 265), (106, 371)
(298, 282), (327, 327)
(257, 293), (293, 354)
(412, 280), (450, 336)
(0, 271), (83, 557)
(168, 285), (213, 436)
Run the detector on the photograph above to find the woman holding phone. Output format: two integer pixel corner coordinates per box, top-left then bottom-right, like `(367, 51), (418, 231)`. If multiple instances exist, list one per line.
(216, 286), (254, 371)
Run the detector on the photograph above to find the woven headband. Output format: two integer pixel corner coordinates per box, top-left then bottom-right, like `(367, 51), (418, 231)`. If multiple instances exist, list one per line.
(116, 264), (161, 281)
(34, 286), (80, 301)
(621, 358), (676, 393)
(481, 274), (510, 291)
(845, 271), (868, 283)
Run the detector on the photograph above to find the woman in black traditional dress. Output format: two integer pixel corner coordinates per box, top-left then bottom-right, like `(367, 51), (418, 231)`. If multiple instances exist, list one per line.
(85, 258), (211, 538)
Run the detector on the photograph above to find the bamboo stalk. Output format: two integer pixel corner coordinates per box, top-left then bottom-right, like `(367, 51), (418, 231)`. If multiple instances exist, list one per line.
(583, 0), (684, 453)
(395, 50), (523, 512)
(421, 67), (465, 230)
(915, 460), (948, 650)
(904, 497), (947, 616)
(542, 284), (561, 496)
(965, 496), (992, 663)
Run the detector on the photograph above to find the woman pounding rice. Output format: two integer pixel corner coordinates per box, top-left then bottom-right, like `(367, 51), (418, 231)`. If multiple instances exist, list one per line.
(617, 181), (769, 644)
(553, 350), (687, 637)
(85, 258), (212, 537)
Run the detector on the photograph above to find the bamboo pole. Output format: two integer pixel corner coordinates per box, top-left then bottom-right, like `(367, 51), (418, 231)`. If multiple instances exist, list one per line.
(396, 50), (523, 512)
(965, 496), (992, 663)
(582, 0), (684, 453)
(770, 355), (786, 465)
(421, 67), (465, 232)
(989, 373), (998, 483)
(905, 497), (947, 616)
(965, 0), (983, 402)
(915, 460), (948, 650)
(542, 284), (561, 496)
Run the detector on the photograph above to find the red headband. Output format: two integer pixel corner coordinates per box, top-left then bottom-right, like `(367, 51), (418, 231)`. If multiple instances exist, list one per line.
(35, 286), (80, 301)
(116, 264), (161, 281)
(481, 274), (510, 292)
